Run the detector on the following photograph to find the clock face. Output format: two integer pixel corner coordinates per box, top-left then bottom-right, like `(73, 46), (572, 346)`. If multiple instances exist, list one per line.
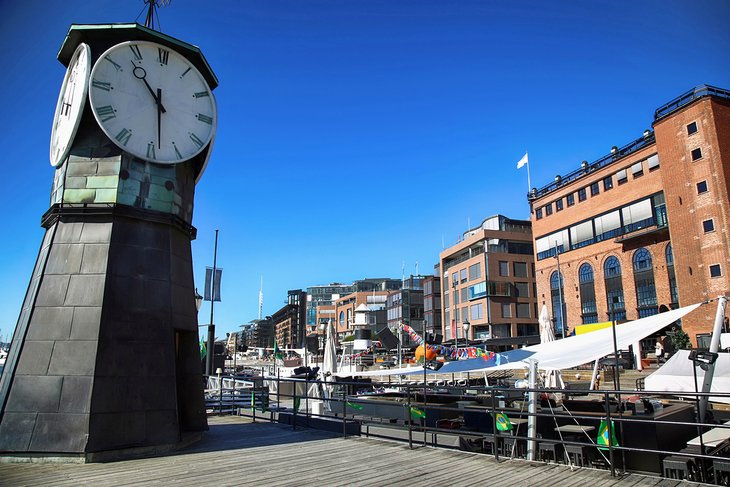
(89, 41), (217, 164)
(50, 43), (91, 167)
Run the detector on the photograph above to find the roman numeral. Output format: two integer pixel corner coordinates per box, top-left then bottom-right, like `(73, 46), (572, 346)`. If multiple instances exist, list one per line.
(173, 144), (183, 159)
(129, 44), (143, 61)
(197, 114), (213, 124)
(92, 79), (112, 91)
(189, 133), (204, 148)
(96, 105), (116, 122)
(157, 48), (169, 65)
(114, 128), (132, 146)
(146, 143), (156, 159)
(180, 67), (191, 78)
(194, 91), (209, 98)
(104, 56), (122, 71)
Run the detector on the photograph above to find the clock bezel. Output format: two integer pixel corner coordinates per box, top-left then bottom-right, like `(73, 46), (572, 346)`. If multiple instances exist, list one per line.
(49, 42), (91, 167)
(88, 40), (217, 164)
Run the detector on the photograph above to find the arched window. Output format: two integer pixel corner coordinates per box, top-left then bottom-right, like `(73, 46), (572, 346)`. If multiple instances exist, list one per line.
(550, 271), (566, 337)
(633, 248), (658, 318)
(666, 244), (678, 308)
(579, 263), (598, 324)
(339, 310), (345, 328)
(604, 256), (626, 321)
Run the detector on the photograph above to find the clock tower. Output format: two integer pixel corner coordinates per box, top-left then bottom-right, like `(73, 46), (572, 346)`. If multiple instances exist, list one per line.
(0, 21), (217, 460)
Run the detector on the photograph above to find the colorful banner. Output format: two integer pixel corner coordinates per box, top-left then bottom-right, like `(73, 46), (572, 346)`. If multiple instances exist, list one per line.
(342, 323), (500, 363)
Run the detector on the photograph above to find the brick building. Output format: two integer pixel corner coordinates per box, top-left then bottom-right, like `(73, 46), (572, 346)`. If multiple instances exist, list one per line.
(528, 85), (730, 345)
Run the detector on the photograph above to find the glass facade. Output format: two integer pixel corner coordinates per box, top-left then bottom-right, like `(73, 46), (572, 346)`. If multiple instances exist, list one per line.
(633, 248), (658, 317)
(604, 256), (626, 321)
(579, 263), (598, 324)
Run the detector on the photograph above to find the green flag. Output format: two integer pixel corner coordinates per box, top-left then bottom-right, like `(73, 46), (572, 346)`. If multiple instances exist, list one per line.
(347, 401), (364, 411)
(494, 412), (513, 431)
(597, 419), (619, 450)
(200, 339), (207, 359)
(410, 407), (426, 419)
(273, 340), (283, 360)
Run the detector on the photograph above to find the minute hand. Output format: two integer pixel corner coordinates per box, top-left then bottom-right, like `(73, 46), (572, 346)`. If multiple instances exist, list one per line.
(132, 63), (166, 113)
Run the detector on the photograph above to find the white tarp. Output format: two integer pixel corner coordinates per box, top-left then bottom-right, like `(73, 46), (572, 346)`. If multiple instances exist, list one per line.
(334, 302), (703, 377)
(644, 349), (730, 404)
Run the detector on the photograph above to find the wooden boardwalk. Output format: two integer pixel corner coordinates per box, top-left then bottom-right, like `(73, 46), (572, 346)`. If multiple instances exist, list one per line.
(0, 416), (706, 486)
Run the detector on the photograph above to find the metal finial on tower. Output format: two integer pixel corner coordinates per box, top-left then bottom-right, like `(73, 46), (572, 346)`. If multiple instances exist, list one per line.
(142, 0), (170, 31)
(258, 276), (264, 321)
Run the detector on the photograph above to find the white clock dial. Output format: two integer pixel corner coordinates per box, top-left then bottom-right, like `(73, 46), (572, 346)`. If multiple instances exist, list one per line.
(89, 40), (217, 164)
(50, 43), (91, 167)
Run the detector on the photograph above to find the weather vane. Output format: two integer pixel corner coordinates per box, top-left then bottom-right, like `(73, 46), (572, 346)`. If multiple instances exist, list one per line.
(141, 0), (171, 31)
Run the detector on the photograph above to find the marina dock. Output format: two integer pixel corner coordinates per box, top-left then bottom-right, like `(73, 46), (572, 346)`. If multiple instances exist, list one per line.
(0, 416), (707, 486)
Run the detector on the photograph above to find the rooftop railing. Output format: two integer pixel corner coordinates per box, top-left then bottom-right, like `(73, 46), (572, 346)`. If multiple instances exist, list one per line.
(654, 84), (730, 122)
(527, 132), (656, 201)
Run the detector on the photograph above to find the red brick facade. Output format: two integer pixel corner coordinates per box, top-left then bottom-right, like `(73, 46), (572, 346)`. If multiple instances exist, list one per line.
(530, 88), (730, 345)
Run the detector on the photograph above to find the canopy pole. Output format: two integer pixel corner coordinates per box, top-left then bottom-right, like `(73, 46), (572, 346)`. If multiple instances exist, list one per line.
(699, 295), (728, 421)
(590, 359), (600, 390)
(527, 359), (538, 461)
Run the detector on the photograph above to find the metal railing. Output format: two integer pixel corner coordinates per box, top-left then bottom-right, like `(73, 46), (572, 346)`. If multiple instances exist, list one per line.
(654, 84), (730, 121)
(224, 372), (730, 484)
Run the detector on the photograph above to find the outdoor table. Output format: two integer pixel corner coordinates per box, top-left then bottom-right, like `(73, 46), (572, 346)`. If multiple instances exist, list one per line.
(554, 424), (595, 434)
(687, 421), (730, 449)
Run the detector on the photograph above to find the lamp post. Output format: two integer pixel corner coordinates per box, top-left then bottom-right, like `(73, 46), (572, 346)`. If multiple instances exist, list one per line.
(195, 288), (203, 313)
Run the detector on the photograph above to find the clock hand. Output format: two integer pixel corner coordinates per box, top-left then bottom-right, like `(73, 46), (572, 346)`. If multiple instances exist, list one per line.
(132, 63), (167, 113)
(157, 88), (163, 149)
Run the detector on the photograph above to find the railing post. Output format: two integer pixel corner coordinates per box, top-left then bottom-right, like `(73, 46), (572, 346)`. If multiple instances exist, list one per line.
(605, 390), (615, 477)
(342, 384), (347, 438)
(407, 384), (413, 449)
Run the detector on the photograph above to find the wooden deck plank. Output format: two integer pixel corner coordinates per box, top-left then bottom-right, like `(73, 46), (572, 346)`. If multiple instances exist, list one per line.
(0, 417), (708, 487)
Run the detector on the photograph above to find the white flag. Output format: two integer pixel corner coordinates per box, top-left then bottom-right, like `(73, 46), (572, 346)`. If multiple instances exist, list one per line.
(516, 152), (529, 169)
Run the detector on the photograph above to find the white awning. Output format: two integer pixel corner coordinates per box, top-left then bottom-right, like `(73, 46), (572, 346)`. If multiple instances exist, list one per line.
(644, 349), (730, 404)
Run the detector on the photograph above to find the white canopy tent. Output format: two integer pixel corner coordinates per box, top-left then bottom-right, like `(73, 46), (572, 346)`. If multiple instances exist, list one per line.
(644, 349), (730, 404)
(334, 302), (703, 378)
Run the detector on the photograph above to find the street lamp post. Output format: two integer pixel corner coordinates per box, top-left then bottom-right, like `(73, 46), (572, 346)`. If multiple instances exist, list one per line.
(462, 320), (470, 348)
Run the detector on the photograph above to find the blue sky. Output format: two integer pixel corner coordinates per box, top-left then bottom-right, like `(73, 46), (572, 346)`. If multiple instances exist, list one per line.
(0, 0), (729, 342)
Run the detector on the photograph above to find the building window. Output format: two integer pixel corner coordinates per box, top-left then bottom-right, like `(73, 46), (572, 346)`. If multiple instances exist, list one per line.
(514, 282), (529, 298)
(514, 262), (528, 278)
(616, 169), (628, 185)
(703, 219), (715, 232)
(470, 303), (484, 320)
(501, 303), (512, 318)
(452, 272), (458, 286)
(697, 180), (708, 194)
(550, 271), (565, 336)
(461, 287), (468, 303)
(469, 263), (481, 280)
(604, 256), (626, 322)
(555, 199), (563, 211)
(516, 303), (531, 318)
(460, 268), (467, 283)
(633, 248), (658, 317)
(454, 289), (459, 305)
(590, 182), (600, 196)
(566, 193), (575, 206)
(687, 121), (698, 135)
(545, 203), (553, 216)
(499, 261), (509, 277)
(691, 148), (703, 161)
(578, 188), (587, 202)
(535, 207), (543, 220)
(603, 176), (613, 191)
(710, 264), (722, 278)
(579, 263), (598, 324)
(631, 161), (643, 178)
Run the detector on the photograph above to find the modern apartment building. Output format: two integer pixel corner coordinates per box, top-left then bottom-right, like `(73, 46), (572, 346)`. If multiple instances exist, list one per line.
(386, 275), (426, 346)
(423, 266), (442, 341)
(440, 215), (538, 349)
(271, 289), (307, 349)
(306, 278), (402, 328)
(528, 85), (730, 344)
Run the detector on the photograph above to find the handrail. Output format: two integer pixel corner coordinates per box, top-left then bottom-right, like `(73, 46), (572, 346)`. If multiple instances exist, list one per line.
(654, 84), (730, 121)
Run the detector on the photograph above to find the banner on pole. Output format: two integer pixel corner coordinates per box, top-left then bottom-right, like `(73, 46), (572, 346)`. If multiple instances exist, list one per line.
(204, 267), (223, 301)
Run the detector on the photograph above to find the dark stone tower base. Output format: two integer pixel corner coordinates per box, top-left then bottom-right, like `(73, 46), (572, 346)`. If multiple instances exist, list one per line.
(0, 206), (207, 459)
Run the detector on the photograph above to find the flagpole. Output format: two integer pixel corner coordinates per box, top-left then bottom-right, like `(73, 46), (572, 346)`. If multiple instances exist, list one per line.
(526, 151), (531, 191)
(206, 229), (219, 376)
